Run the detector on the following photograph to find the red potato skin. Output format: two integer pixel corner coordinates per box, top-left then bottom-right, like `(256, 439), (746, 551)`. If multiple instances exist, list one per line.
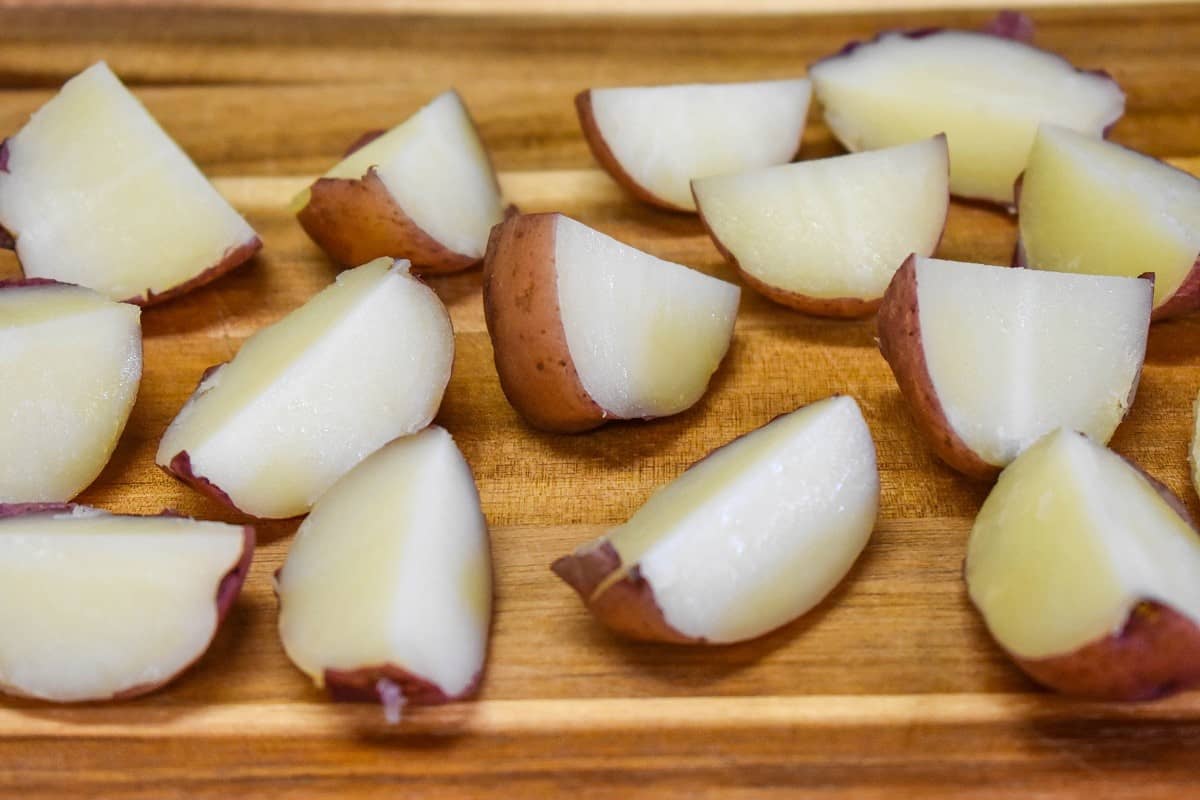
(876, 255), (1001, 480)
(0, 503), (255, 703)
(996, 460), (1200, 700)
(0, 139), (11, 250)
(981, 9), (1035, 43)
(1016, 601), (1200, 701)
(297, 169), (480, 274)
(1152, 258), (1200, 321)
(163, 449), (250, 517)
(0, 276), (71, 291)
(551, 539), (696, 644)
(324, 664), (484, 706)
(158, 363), (264, 519)
(129, 235), (262, 307)
(481, 213), (611, 433)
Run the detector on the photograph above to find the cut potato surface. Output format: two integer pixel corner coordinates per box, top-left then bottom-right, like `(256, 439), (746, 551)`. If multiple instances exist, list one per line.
(693, 136), (948, 316)
(1018, 125), (1200, 319)
(296, 91), (505, 271)
(482, 213), (739, 432)
(0, 504), (253, 703)
(157, 258), (453, 519)
(577, 79), (811, 211)
(0, 280), (141, 502)
(553, 395), (878, 644)
(555, 217), (739, 417)
(809, 25), (1124, 205)
(0, 62), (260, 303)
(967, 430), (1200, 699)
(878, 257), (1150, 478)
(277, 427), (491, 716)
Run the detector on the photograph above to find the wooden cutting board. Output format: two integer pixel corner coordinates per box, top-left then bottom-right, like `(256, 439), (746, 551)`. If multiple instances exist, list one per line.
(1, 2), (1199, 796)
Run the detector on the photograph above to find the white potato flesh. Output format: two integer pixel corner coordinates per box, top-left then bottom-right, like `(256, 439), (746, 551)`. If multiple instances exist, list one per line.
(0, 506), (246, 702)
(0, 282), (141, 502)
(1019, 125), (1200, 309)
(588, 79), (811, 210)
(809, 31), (1124, 204)
(319, 91), (503, 258)
(156, 258), (453, 519)
(915, 257), (1149, 466)
(0, 62), (257, 301)
(277, 427), (491, 699)
(693, 136), (948, 301)
(967, 430), (1200, 659)
(553, 216), (739, 419)
(604, 395), (878, 643)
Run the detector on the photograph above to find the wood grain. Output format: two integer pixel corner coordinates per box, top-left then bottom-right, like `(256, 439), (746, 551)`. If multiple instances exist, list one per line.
(1, 3), (1200, 797)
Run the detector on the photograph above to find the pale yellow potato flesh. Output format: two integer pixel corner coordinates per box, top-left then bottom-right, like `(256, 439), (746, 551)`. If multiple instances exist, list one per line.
(553, 216), (739, 419)
(693, 136), (948, 300)
(809, 31), (1123, 204)
(0, 62), (257, 301)
(156, 259), (453, 519)
(1019, 125), (1200, 309)
(277, 427), (491, 699)
(606, 395), (879, 643)
(915, 257), (1149, 466)
(0, 282), (141, 502)
(0, 507), (245, 702)
(589, 79), (811, 210)
(314, 91), (503, 258)
(967, 430), (1200, 659)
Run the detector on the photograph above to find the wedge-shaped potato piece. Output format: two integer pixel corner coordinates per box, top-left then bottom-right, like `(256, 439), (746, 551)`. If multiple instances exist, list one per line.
(0, 503), (253, 703)
(553, 395), (878, 644)
(878, 256), (1151, 479)
(809, 17), (1124, 205)
(0, 62), (260, 304)
(0, 279), (142, 502)
(1017, 125), (1200, 320)
(295, 91), (506, 273)
(576, 78), (811, 212)
(157, 258), (453, 519)
(277, 427), (491, 721)
(483, 212), (739, 433)
(967, 430), (1200, 699)
(693, 136), (948, 317)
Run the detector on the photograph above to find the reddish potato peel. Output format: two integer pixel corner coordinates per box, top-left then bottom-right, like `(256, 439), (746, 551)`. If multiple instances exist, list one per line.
(551, 540), (695, 644)
(1016, 601), (1200, 700)
(297, 169), (480, 274)
(481, 213), (610, 433)
(876, 255), (1000, 480)
(129, 236), (262, 307)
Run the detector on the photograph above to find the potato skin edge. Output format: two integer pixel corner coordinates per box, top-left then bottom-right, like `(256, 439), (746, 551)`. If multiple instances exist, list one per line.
(481, 212), (610, 433)
(876, 255), (1000, 480)
(552, 539), (698, 644)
